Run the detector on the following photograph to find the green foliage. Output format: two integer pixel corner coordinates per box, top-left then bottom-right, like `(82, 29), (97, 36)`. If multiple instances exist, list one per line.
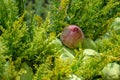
(50, 0), (120, 40)
(0, 0), (120, 80)
(0, 55), (6, 79)
(0, 0), (18, 30)
(24, 0), (50, 19)
(33, 56), (72, 80)
(0, 13), (29, 60)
